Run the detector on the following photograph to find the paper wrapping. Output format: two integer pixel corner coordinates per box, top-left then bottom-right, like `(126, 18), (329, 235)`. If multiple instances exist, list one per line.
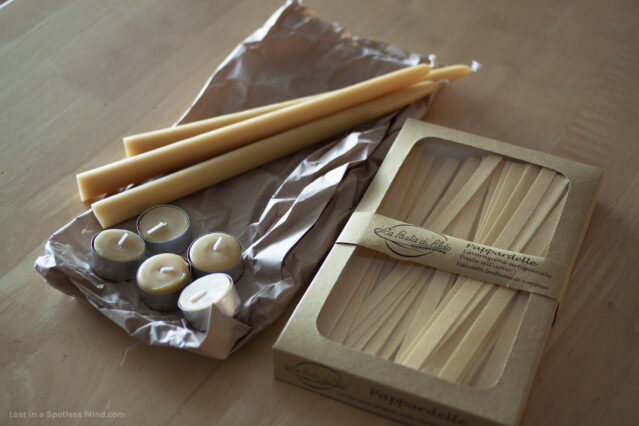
(336, 212), (566, 300)
(34, 0), (439, 359)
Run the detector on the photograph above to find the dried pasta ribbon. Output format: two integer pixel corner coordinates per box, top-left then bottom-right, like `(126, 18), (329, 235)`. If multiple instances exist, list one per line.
(320, 151), (568, 388)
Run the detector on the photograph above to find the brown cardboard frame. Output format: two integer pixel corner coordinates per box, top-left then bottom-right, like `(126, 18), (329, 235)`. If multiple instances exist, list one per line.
(273, 120), (602, 426)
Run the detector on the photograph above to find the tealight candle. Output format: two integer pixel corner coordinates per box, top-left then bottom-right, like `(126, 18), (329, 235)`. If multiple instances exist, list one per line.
(178, 273), (241, 331)
(136, 205), (190, 254)
(188, 232), (243, 280)
(136, 253), (191, 311)
(90, 229), (145, 281)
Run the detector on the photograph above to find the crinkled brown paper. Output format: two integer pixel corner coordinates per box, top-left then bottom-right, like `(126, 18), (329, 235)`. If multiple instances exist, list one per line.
(35, 0), (441, 359)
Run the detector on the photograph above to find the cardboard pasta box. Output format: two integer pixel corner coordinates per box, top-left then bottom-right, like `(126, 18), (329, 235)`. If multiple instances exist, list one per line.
(273, 119), (602, 426)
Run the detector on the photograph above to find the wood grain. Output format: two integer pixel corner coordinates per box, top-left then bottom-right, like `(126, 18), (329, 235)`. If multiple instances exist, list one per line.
(1, 0), (637, 425)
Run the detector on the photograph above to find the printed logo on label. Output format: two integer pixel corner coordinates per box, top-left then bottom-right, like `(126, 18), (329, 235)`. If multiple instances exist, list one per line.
(285, 362), (346, 391)
(374, 224), (451, 258)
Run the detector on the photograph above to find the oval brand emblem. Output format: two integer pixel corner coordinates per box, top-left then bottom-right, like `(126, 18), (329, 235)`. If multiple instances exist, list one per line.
(374, 224), (451, 258)
(285, 362), (345, 391)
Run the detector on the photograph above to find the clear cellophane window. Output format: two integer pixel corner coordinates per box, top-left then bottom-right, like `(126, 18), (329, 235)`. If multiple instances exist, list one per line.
(317, 139), (568, 388)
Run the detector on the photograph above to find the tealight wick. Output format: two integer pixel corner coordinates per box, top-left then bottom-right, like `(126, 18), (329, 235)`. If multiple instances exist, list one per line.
(160, 266), (176, 273)
(212, 236), (223, 251)
(190, 290), (208, 304)
(147, 221), (168, 234)
(117, 233), (128, 247)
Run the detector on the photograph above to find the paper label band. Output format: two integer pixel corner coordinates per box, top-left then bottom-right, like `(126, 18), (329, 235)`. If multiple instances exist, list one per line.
(337, 212), (566, 300)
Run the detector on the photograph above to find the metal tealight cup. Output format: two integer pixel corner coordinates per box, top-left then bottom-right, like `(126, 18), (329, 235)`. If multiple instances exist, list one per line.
(187, 232), (244, 281)
(89, 232), (144, 282)
(135, 255), (192, 311)
(136, 205), (191, 255)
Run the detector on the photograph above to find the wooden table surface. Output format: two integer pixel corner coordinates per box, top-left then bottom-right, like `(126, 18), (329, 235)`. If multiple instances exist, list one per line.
(2, 0), (638, 425)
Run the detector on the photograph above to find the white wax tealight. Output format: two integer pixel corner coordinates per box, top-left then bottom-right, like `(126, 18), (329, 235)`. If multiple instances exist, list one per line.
(178, 273), (241, 331)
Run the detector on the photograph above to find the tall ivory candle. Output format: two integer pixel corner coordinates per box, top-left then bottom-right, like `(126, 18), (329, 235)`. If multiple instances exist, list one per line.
(425, 65), (473, 82)
(122, 64), (472, 157)
(77, 64), (430, 201)
(91, 80), (437, 227)
(123, 94), (320, 157)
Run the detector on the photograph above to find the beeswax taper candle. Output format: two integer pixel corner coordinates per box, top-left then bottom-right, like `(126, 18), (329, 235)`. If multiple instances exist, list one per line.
(90, 80), (437, 227)
(122, 64), (472, 156)
(123, 94), (320, 156)
(77, 64), (431, 201)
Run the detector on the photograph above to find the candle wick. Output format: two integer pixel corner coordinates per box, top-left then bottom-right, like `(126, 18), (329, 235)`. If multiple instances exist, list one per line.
(160, 266), (176, 273)
(190, 290), (208, 304)
(212, 236), (223, 251)
(428, 53), (436, 67)
(147, 221), (167, 234)
(117, 233), (128, 247)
